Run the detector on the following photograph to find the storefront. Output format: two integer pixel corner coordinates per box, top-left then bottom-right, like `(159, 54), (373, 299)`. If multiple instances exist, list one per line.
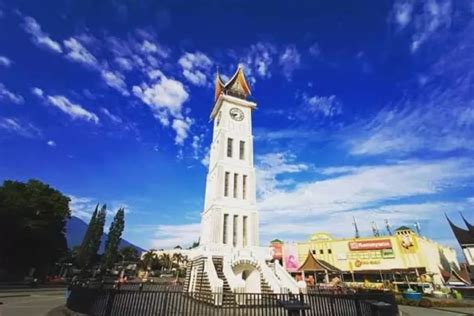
(274, 227), (461, 287)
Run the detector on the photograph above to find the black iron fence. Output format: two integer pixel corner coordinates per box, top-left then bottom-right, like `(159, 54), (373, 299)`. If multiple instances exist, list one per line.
(66, 283), (398, 316)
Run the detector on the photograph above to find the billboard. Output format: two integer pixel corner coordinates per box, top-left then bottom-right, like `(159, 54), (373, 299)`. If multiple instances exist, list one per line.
(283, 243), (300, 272)
(270, 240), (283, 261)
(348, 239), (392, 251)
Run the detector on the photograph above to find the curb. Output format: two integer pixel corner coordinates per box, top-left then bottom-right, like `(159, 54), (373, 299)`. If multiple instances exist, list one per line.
(46, 305), (87, 316)
(0, 294), (31, 298)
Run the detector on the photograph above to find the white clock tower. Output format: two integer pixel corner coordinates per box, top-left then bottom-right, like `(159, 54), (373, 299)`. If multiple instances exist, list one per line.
(185, 66), (301, 302)
(200, 65), (259, 249)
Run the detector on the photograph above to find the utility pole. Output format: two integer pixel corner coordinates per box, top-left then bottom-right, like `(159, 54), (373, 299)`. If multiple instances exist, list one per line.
(385, 219), (392, 236)
(353, 216), (360, 239)
(372, 221), (380, 237)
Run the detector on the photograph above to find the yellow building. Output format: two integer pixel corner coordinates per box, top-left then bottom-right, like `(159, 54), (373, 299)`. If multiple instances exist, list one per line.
(292, 226), (459, 287)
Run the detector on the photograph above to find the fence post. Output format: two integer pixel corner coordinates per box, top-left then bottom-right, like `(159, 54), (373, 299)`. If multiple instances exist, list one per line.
(354, 296), (362, 316)
(104, 289), (116, 316)
(330, 295), (336, 316)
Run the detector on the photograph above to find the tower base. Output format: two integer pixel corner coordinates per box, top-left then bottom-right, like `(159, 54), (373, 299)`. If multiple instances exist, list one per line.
(183, 245), (304, 306)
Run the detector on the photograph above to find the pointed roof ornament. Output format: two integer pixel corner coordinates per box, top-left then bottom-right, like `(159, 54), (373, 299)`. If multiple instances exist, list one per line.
(213, 65), (252, 101)
(214, 68), (224, 101)
(460, 212), (474, 235)
(445, 213), (474, 246)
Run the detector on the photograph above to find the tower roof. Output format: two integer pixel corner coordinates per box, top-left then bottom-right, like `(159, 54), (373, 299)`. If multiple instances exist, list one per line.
(460, 212), (474, 235)
(214, 65), (252, 101)
(446, 214), (474, 246)
(298, 251), (341, 272)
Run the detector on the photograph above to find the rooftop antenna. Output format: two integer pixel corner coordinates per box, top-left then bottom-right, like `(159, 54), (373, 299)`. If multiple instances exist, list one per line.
(372, 221), (380, 237)
(414, 222), (421, 235)
(353, 216), (360, 239)
(385, 219), (392, 236)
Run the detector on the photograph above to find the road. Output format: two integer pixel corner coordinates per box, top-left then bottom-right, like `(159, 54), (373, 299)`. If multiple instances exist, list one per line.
(399, 305), (474, 316)
(0, 291), (66, 316)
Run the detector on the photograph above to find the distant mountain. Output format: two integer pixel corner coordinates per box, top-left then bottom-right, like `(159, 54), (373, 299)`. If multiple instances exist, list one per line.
(66, 216), (145, 253)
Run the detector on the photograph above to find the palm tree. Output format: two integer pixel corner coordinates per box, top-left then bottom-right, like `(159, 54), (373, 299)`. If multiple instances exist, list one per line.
(159, 253), (172, 272)
(141, 250), (157, 279)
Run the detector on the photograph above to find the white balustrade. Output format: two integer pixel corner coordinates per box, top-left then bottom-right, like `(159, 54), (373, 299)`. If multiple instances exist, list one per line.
(274, 260), (301, 294)
(204, 256), (224, 305)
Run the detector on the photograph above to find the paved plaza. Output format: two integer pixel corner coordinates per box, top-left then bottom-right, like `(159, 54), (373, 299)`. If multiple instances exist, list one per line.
(0, 290), (65, 316)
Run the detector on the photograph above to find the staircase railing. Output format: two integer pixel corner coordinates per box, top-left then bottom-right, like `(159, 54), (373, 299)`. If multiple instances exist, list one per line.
(204, 256), (223, 305)
(258, 260), (282, 294)
(274, 260), (301, 294)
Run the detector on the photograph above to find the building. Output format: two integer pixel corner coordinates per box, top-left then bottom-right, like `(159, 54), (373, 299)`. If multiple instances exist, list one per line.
(274, 226), (464, 287)
(184, 66), (300, 303)
(446, 213), (474, 282)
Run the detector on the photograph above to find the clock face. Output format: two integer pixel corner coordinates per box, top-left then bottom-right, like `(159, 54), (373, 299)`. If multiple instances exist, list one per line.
(229, 107), (244, 121)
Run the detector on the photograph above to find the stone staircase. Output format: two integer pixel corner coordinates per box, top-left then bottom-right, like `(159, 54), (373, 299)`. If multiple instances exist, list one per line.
(260, 273), (273, 294)
(187, 256), (215, 304)
(212, 256), (236, 306)
(183, 260), (193, 292)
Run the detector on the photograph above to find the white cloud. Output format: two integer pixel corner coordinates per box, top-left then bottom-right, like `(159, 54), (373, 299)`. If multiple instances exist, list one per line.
(101, 70), (129, 96)
(31, 87), (44, 97)
(391, 0), (452, 52)
(140, 40), (169, 58)
(256, 157), (474, 242)
(115, 57), (133, 71)
(393, 1), (413, 29)
(256, 152), (309, 196)
(201, 148), (210, 167)
(172, 117), (193, 145)
(133, 71), (191, 143)
(45, 95), (99, 123)
(0, 117), (42, 138)
(348, 98), (474, 156)
(411, 0), (452, 52)
(348, 25), (473, 156)
(150, 223), (201, 249)
(47, 140), (56, 147)
(0, 56), (11, 67)
(68, 195), (97, 220)
(178, 52), (213, 86)
(191, 134), (204, 160)
(258, 158), (474, 221)
(242, 42), (277, 80)
(22, 16), (62, 53)
(63, 37), (98, 67)
(303, 94), (342, 117)
(279, 45), (301, 80)
(0, 83), (24, 104)
(100, 107), (122, 123)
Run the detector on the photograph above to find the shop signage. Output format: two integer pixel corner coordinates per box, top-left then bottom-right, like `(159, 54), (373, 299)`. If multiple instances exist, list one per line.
(349, 239), (392, 251)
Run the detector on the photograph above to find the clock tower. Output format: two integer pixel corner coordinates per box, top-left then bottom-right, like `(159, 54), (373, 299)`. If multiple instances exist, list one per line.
(201, 65), (259, 248)
(185, 66), (301, 301)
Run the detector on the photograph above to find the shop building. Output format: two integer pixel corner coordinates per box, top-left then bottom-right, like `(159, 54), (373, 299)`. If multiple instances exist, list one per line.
(274, 226), (464, 287)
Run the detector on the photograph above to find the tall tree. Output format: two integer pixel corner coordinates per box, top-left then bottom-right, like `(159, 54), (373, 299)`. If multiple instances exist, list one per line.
(77, 204), (107, 270)
(103, 208), (125, 269)
(0, 179), (70, 279)
(77, 204), (98, 268)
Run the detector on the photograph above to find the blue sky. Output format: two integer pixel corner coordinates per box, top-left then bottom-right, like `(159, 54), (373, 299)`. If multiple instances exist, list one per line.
(0, 0), (473, 255)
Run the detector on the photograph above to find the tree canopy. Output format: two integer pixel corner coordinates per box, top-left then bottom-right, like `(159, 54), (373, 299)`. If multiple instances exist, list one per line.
(103, 208), (125, 269)
(0, 179), (70, 279)
(77, 204), (106, 269)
